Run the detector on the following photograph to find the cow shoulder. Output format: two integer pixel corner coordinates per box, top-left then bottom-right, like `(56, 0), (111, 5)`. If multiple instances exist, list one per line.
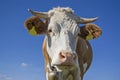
(76, 37), (93, 78)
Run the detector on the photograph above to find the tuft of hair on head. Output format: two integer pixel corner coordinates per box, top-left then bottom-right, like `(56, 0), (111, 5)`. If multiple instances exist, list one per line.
(48, 7), (74, 14)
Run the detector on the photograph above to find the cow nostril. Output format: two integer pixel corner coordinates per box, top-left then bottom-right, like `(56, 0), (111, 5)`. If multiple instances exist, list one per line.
(59, 52), (66, 59)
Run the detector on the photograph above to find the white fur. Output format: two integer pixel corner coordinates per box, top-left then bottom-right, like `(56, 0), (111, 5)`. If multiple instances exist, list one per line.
(48, 7), (74, 17)
(83, 63), (88, 72)
(86, 45), (88, 49)
(46, 9), (80, 66)
(46, 72), (49, 80)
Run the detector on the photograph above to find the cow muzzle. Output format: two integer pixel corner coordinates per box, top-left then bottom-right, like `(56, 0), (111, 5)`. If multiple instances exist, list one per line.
(58, 50), (76, 66)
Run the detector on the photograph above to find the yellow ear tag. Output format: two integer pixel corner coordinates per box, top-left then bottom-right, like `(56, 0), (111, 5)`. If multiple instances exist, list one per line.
(86, 34), (94, 40)
(28, 26), (37, 36)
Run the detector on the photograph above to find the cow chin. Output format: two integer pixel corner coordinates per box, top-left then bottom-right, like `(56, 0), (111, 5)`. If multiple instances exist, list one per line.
(51, 58), (77, 68)
(48, 63), (78, 80)
(50, 62), (78, 78)
(52, 62), (75, 67)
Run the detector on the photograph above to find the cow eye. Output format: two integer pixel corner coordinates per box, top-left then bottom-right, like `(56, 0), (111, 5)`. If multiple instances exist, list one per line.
(48, 29), (56, 36)
(48, 29), (52, 33)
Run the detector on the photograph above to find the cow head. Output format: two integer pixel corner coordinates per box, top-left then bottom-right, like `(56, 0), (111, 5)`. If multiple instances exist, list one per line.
(24, 7), (101, 68)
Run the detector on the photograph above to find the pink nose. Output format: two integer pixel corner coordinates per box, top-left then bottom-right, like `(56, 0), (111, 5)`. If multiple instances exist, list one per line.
(59, 51), (76, 65)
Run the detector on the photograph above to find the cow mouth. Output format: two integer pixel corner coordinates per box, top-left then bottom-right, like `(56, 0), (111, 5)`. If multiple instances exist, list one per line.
(54, 61), (76, 66)
(53, 64), (74, 67)
(50, 62), (76, 71)
(50, 64), (76, 72)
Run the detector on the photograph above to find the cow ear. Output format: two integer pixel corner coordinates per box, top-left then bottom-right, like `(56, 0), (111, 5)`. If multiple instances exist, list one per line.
(24, 16), (48, 36)
(79, 23), (102, 40)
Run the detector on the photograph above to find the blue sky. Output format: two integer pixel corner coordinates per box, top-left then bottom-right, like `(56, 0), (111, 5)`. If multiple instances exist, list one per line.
(0, 0), (120, 80)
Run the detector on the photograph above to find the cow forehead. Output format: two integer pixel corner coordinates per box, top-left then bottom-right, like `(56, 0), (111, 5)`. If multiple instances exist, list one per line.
(48, 10), (80, 35)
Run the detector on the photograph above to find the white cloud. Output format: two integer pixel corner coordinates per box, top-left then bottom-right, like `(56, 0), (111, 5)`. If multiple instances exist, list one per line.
(21, 62), (28, 67)
(0, 73), (13, 80)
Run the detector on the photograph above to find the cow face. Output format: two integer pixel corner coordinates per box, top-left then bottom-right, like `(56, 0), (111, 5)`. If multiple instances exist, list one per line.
(46, 11), (80, 66)
(24, 7), (101, 67)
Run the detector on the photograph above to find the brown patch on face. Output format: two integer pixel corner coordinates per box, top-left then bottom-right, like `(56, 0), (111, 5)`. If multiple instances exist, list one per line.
(24, 16), (47, 34)
(79, 23), (102, 40)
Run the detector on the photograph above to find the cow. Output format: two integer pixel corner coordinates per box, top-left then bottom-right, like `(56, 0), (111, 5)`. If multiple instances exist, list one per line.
(24, 7), (102, 80)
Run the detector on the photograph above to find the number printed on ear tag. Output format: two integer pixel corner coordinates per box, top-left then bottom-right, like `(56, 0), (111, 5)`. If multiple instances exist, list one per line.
(28, 26), (37, 36)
